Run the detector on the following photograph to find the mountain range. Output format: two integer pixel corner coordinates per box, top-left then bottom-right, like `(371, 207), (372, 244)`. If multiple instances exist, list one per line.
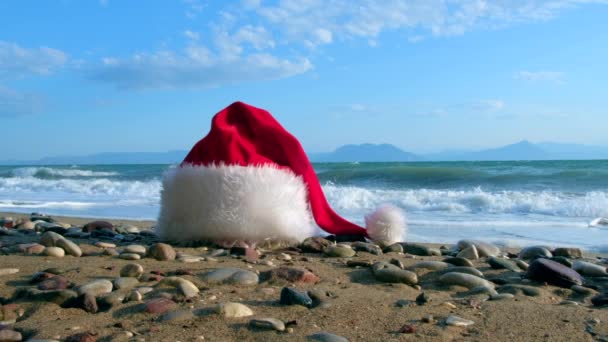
(2, 141), (608, 164)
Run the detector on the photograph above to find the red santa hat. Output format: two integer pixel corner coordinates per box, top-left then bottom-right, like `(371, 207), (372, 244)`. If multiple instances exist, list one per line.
(157, 101), (406, 245)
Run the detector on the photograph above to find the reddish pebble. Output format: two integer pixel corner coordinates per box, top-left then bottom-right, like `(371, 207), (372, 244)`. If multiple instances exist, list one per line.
(261, 267), (321, 284)
(65, 332), (97, 342)
(82, 220), (114, 232)
(398, 324), (416, 334)
(38, 275), (71, 290)
(144, 297), (177, 314)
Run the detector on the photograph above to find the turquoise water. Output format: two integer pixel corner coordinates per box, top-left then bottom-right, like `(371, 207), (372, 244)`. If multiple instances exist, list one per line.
(1, 161), (608, 250)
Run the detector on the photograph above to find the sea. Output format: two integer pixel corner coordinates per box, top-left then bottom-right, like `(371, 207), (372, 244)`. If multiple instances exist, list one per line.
(1, 161), (608, 251)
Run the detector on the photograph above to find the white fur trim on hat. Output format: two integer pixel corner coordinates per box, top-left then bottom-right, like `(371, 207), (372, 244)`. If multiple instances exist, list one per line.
(365, 205), (407, 244)
(156, 164), (317, 243)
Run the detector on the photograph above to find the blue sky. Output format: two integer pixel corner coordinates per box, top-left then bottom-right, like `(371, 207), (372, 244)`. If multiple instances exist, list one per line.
(1, 0), (607, 160)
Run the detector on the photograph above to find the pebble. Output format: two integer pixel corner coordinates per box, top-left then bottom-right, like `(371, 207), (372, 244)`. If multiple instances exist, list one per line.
(44, 246), (65, 258)
(439, 266), (484, 277)
(300, 237), (333, 253)
(250, 318), (285, 331)
(40, 231), (64, 247)
(457, 240), (500, 257)
(573, 260), (608, 277)
(159, 277), (199, 298)
(408, 261), (452, 271)
(383, 243), (404, 254)
(526, 258), (583, 288)
(79, 293), (98, 313)
(148, 243), (176, 261)
(94, 241), (116, 248)
(308, 332), (349, 342)
(0, 330), (23, 341)
(56, 238), (82, 257)
(372, 262), (418, 285)
(82, 220), (114, 232)
(127, 290), (143, 302)
(200, 268), (259, 286)
(280, 287), (313, 307)
(159, 309), (195, 322)
(113, 277), (139, 290)
(516, 259), (529, 271)
(487, 257), (520, 272)
(446, 314), (474, 327)
(0, 268), (19, 276)
(38, 275), (71, 290)
(401, 243), (440, 256)
(490, 293), (515, 300)
(145, 297), (177, 314)
(215, 302), (253, 318)
(551, 256), (573, 268)
(571, 285), (597, 296)
(260, 266), (321, 284)
(439, 272), (494, 290)
(123, 244), (147, 255)
(553, 247), (583, 259)
(443, 257), (474, 267)
(78, 279), (113, 296)
(497, 284), (543, 297)
(389, 258), (405, 269)
(351, 241), (382, 255)
(591, 293), (608, 306)
(16, 243), (45, 254)
(416, 292), (431, 305)
(324, 245), (356, 258)
(519, 246), (552, 259)
(120, 263), (144, 278)
(346, 260), (373, 268)
(457, 245), (479, 260)
(119, 252), (141, 260)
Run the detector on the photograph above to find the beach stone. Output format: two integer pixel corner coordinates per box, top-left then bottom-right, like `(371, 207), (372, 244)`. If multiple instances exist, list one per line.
(516, 259), (529, 271)
(446, 314), (474, 327)
(40, 231), (64, 247)
(260, 266), (321, 284)
(43, 246), (65, 258)
(519, 246), (552, 259)
(371, 262), (418, 285)
(400, 243), (439, 256)
(591, 293), (608, 306)
(144, 297), (177, 314)
(308, 332), (349, 342)
(103, 248), (119, 257)
(457, 245), (479, 260)
(443, 257), (474, 267)
(123, 244), (146, 255)
(573, 260), (608, 277)
(98, 292), (124, 308)
(383, 243), (404, 254)
(80, 293), (98, 313)
(416, 292), (431, 305)
(439, 266), (484, 277)
(17, 220), (35, 230)
(457, 240), (500, 257)
(38, 275), (71, 290)
(497, 284), (543, 297)
(83, 220), (114, 232)
(490, 293), (515, 300)
(16, 243), (45, 254)
(159, 277), (199, 298)
(216, 302), (253, 318)
(127, 290), (143, 302)
(0, 329), (22, 342)
(571, 285), (598, 296)
(0, 304), (23, 324)
(56, 238), (82, 257)
(201, 268), (259, 286)
(113, 277), (139, 290)
(550, 256), (573, 268)
(94, 241), (116, 248)
(120, 263), (144, 278)
(351, 241), (382, 255)
(346, 260), (373, 268)
(439, 272), (494, 290)
(554, 247), (583, 259)
(119, 252), (141, 260)
(0, 268), (19, 276)
(280, 287), (313, 307)
(159, 309), (194, 322)
(527, 258), (583, 287)
(78, 279), (113, 296)
(250, 317), (285, 331)
(148, 243), (176, 261)
(30, 272), (55, 284)
(488, 257), (520, 272)
(324, 245), (356, 258)
(389, 258), (405, 269)
(408, 261), (451, 271)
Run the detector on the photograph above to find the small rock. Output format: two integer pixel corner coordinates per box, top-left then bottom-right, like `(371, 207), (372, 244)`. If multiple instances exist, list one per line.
(439, 272), (494, 290)
(120, 263), (144, 278)
(83, 220), (114, 232)
(346, 260), (372, 268)
(0, 268), (19, 276)
(400, 243), (440, 256)
(439, 266), (484, 277)
(416, 292), (431, 305)
(119, 253), (141, 260)
(571, 285), (597, 296)
(351, 241), (382, 255)
(553, 247), (583, 259)
(573, 260), (608, 277)
(215, 302), (253, 318)
(497, 284), (543, 297)
(16, 243), (45, 254)
(148, 243), (176, 261)
(113, 277), (139, 290)
(250, 317), (285, 331)
(159, 277), (199, 298)
(78, 279), (113, 296)
(38, 275), (71, 290)
(591, 293), (608, 307)
(159, 309), (194, 322)
(383, 243), (404, 254)
(201, 268), (259, 286)
(519, 246), (552, 259)
(56, 238), (82, 257)
(65, 332), (97, 342)
(145, 297), (177, 314)
(123, 244), (146, 255)
(526, 258), (583, 288)
(94, 241), (116, 248)
(43, 246), (65, 257)
(408, 261), (451, 271)
(372, 262), (418, 285)
(421, 315), (435, 323)
(446, 314), (474, 327)
(80, 293), (98, 313)
(516, 259), (529, 271)
(457, 240), (500, 257)
(443, 257), (474, 267)
(307, 332), (349, 342)
(457, 245), (478, 260)
(260, 266), (320, 284)
(389, 258), (405, 269)
(487, 257), (520, 272)
(324, 245), (356, 258)
(490, 293), (515, 300)
(300, 237), (333, 253)
(40, 231), (64, 247)
(0, 330), (23, 341)
(280, 287), (313, 307)
(127, 290), (143, 302)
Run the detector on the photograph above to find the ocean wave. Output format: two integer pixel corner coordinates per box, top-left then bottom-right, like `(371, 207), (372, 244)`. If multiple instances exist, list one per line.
(10, 167), (119, 178)
(323, 183), (608, 218)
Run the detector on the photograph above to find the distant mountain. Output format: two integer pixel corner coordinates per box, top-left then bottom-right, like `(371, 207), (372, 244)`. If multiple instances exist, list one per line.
(425, 141), (608, 161)
(0, 150), (188, 165)
(310, 143), (420, 162)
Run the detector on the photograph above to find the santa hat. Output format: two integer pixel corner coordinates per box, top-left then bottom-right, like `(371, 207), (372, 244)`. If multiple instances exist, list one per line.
(157, 101), (406, 245)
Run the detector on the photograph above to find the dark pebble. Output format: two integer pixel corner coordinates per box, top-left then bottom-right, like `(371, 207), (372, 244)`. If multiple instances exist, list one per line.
(527, 258), (583, 288)
(280, 287), (313, 308)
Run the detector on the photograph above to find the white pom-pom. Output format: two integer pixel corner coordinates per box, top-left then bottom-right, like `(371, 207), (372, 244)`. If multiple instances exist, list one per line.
(364, 205), (407, 244)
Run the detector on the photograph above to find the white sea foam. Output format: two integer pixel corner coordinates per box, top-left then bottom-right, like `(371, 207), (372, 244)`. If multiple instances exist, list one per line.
(11, 167), (119, 178)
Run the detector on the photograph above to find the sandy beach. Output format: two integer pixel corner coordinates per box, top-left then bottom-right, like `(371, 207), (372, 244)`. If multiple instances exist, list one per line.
(1, 211), (608, 342)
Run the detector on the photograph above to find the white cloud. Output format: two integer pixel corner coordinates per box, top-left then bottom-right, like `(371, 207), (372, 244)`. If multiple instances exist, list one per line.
(0, 86), (45, 117)
(0, 41), (68, 80)
(350, 103), (366, 111)
(183, 30), (200, 41)
(242, 0), (262, 9)
(99, 0), (108, 6)
(183, 0), (205, 19)
(516, 71), (565, 83)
